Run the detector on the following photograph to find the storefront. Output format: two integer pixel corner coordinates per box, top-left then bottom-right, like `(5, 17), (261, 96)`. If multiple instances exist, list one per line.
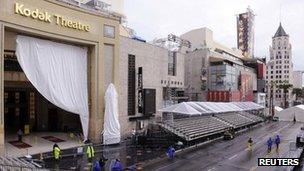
(0, 0), (121, 155)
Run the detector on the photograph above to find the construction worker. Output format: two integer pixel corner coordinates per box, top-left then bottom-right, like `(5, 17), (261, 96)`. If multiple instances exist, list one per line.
(267, 137), (273, 153)
(93, 160), (101, 171)
(275, 135), (281, 150)
(17, 129), (23, 142)
(53, 143), (61, 161)
(111, 159), (123, 171)
(247, 138), (253, 150)
(86, 140), (95, 163)
(166, 145), (175, 160)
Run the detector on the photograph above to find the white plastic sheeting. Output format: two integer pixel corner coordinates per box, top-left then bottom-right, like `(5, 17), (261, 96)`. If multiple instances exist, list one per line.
(275, 105), (304, 122)
(103, 84), (121, 145)
(16, 35), (89, 139)
(275, 106), (283, 112)
(158, 101), (264, 115)
(159, 102), (201, 115)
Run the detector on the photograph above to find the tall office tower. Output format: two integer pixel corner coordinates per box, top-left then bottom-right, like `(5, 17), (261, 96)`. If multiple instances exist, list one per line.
(266, 23), (293, 107)
(237, 7), (255, 58)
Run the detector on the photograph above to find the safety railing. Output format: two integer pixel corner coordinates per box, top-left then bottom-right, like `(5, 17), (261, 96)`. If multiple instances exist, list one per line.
(0, 164), (47, 171)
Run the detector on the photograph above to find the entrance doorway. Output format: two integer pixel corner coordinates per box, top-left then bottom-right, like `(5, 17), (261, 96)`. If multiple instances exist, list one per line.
(3, 30), (83, 138)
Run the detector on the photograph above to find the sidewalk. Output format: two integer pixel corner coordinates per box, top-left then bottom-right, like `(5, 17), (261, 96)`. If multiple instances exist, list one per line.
(29, 139), (167, 170)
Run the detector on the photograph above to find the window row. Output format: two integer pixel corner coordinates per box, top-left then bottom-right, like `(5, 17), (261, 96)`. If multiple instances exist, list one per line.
(161, 80), (183, 86)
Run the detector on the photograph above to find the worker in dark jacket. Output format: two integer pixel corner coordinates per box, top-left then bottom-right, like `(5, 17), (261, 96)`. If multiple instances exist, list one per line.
(93, 160), (101, 171)
(17, 129), (23, 142)
(166, 146), (175, 159)
(267, 137), (273, 153)
(111, 159), (123, 171)
(99, 156), (108, 171)
(275, 135), (281, 150)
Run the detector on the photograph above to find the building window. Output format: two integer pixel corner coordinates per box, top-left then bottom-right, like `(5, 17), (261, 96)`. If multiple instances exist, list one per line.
(128, 54), (136, 115)
(168, 51), (177, 76)
(104, 25), (115, 38)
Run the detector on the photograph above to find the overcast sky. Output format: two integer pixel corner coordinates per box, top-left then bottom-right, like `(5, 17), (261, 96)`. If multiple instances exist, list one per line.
(124, 0), (304, 70)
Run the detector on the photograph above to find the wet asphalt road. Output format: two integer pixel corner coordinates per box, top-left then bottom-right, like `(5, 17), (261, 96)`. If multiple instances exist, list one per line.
(144, 122), (303, 171)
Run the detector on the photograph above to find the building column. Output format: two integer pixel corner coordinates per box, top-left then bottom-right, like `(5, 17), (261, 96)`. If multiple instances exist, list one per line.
(88, 44), (103, 142)
(0, 23), (5, 155)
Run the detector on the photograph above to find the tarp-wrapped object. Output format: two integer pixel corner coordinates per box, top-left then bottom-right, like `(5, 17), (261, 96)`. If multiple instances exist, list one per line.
(103, 84), (121, 144)
(16, 35), (89, 140)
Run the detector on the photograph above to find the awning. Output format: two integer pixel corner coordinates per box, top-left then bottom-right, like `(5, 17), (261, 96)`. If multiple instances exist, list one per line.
(158, 101), (264, 115)
(159, 102), (201, 115)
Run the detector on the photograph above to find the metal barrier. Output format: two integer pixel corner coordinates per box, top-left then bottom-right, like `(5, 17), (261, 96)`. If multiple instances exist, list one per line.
(0, 164), (46, 171)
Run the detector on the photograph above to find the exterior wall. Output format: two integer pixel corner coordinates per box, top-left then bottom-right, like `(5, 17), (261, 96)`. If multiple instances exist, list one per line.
(184, 49), (208, 101)
(119, 36), (185, 138)
(0, 0), (121, 154)
(293, 71), (303, 88)
(182, 27), (257, 102)
(266, 33), (293, 107)
(180, 28), (213, 50)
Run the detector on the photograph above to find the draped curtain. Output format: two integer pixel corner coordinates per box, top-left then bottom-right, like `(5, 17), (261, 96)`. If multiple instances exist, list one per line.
(16, 35), (89, 140)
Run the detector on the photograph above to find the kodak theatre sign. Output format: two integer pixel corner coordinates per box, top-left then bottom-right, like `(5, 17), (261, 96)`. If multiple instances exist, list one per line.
(14, 3), (90, 32)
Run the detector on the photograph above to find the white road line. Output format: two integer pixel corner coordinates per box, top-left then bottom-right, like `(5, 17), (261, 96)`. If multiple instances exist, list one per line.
(228, 154), (237, 160)
(207, 167), (215, 171)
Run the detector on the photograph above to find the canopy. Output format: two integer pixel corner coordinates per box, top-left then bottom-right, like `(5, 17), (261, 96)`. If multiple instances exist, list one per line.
(16, 35), (89, 139)
(275, 105), (304, 122)
(103, 84), (121, 144)
(159, 102), (201, 115)
(158, 101), (264, 115)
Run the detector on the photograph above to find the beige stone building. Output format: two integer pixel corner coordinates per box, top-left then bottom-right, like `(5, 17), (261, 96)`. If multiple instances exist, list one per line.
(266, 23), (294, 107)
(0, 0), (122, 154)
(119, 36), (185, 137)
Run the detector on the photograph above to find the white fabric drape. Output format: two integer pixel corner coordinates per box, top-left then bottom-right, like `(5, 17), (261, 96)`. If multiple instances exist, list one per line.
(103, 84), (121, 144)
(16, 35), (89, 140)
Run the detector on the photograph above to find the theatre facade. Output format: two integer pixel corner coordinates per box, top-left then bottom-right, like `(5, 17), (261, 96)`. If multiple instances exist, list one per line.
(0, 0), (121, 154)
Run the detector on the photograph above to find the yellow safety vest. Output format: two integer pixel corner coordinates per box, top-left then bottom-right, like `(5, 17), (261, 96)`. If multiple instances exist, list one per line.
(86, 145), (95, 158)
(54, 147), (61, 160)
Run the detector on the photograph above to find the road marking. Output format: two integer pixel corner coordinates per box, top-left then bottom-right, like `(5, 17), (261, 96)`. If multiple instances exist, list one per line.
(207, 167), (215, 171)
(228, 154), (237, 160)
